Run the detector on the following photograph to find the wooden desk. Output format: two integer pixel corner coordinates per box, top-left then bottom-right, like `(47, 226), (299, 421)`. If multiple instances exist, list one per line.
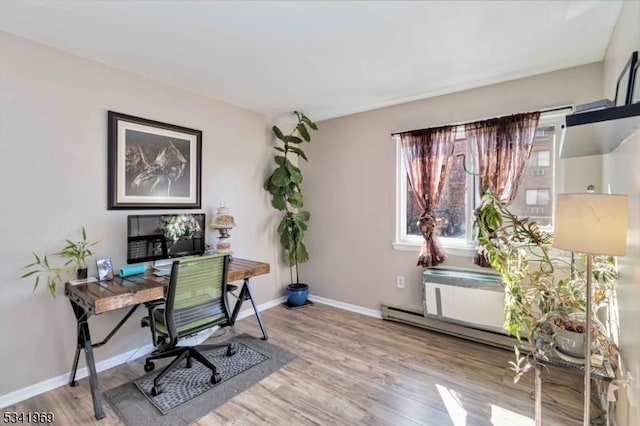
(64, 258), (270, 420)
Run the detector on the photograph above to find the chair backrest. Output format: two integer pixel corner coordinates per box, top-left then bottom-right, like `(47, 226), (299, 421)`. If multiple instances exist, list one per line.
(164, 254), (231, 343)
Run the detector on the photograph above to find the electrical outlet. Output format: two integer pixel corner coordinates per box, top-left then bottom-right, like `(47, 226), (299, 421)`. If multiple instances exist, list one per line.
(396, 275), (405, 289)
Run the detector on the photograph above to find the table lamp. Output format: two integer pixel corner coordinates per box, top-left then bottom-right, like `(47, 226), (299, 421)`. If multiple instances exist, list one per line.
(553, 192), (628, 426)
(210, 205), (236, 253)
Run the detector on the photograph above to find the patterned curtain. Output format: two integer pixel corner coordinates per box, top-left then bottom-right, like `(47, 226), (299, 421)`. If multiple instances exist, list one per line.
(400, 126), (457, 267)
(467, 112), (541, 266)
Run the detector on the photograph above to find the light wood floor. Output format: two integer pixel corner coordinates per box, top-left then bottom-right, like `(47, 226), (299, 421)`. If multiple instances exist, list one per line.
(10, 302), (593, 425)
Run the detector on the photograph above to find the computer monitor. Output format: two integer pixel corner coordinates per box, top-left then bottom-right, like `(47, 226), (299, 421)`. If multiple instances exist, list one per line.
(127, 213), (206, 264)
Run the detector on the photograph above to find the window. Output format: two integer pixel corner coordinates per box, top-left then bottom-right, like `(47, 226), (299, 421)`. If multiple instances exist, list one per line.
(405, 137), (467, 239)
(525, 189), (550, 205)
(395, 110), (567, 252)
(529, 150), (550, 167)
(530, 206), (544, 215)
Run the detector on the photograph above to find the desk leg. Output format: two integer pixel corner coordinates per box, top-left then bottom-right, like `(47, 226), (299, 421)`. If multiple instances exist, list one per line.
(69, 301), (105, 420)
(230, 279), (269, 341)
(535, 363), (542, 426)
(69, 327), (81, 386)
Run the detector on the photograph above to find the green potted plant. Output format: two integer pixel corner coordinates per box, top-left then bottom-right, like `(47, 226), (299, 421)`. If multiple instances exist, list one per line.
(59, 227), (99, 279)
(474, 192), (618, 380)
(21, 227), (99, 298)
(264, 111), (318, 307)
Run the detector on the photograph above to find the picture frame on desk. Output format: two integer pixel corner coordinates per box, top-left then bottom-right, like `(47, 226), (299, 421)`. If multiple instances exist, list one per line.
(107, 111), (202, 209)
(614, 51), (637, 107)
(96, 258), (114, 281)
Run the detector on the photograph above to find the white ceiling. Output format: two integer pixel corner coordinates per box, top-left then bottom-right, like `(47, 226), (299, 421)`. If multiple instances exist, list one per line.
(0, 1), (623, 121)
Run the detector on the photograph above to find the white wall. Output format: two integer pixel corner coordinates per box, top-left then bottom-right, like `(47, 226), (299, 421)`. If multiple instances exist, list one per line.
(0, 32), (285, 397)
(602, 1), (640, 424)
(301, 63), (604, 312)
(603, 134), (640, 426)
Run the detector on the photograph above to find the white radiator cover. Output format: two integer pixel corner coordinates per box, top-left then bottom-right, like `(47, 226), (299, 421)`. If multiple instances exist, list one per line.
(423, 269), (506, 334)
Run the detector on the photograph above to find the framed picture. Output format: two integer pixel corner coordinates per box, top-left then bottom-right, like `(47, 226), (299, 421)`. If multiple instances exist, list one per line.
(96, 258), (114, 281)
(614, 51), (637, 107)
(107, 111), (202, 209)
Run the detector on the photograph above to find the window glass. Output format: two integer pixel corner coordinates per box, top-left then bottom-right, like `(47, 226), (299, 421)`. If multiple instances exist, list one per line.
(406, 138), (467, 239)
(508, 125), (556, 226)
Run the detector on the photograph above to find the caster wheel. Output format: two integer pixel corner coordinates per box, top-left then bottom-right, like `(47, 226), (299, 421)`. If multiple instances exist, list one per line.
(144, 361), (155, 372)
(151, 385), (163, 396)
(211, 372), (221, 384)
(226, 346), (236, 357)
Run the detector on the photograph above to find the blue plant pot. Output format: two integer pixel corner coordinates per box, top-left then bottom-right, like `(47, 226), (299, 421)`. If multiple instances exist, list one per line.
(286, 283), (309, 307)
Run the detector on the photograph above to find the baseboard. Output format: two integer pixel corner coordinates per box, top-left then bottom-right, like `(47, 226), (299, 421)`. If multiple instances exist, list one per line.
(0, 343), (154, 409)
(381, 304), (517, 350)
(235, 296), (287, 320)
(0, 296), (287, 409)
(308, 294), (383, 319)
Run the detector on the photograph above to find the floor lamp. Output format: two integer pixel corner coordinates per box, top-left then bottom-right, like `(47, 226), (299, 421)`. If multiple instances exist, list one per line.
(553, 193), (628, 426)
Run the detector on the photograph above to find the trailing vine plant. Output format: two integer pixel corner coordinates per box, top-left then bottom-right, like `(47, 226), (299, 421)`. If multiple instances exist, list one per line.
(474, 192), (619, 381)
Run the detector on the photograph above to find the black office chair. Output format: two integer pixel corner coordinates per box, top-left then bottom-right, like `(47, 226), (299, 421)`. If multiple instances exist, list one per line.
(141, 253), (236, 396)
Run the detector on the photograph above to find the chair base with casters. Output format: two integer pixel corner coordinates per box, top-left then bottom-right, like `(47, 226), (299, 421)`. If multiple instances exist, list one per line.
(142, 334), (236, 396)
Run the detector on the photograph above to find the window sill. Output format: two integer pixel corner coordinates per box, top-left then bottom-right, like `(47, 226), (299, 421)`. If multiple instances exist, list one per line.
(392, 240), (477, 258)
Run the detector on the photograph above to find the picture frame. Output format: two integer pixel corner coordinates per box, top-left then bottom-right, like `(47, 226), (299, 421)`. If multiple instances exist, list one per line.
(107, 111), (202, 209)
(96, 258), (114, 281)
(613, 51), (638, 107)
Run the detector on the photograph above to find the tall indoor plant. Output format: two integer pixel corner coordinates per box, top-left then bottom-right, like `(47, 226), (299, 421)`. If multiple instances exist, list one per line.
(264, 111), (318, 306)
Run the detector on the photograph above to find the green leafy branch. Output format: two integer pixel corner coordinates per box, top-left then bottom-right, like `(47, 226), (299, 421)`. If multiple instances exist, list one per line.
(21, 252), (65, 298)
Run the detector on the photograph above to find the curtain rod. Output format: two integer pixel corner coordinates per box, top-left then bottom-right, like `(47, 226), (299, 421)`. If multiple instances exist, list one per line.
(390, 105), (572, 137)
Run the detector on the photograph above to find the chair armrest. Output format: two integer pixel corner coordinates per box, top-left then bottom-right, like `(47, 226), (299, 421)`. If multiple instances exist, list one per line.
(144, 299), (165, 309)
(142, 298), (166, 347)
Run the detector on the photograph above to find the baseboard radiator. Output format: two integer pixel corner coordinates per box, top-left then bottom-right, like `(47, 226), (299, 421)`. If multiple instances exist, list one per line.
(382, 269), (518, 350)
(381, 305), (516, 350)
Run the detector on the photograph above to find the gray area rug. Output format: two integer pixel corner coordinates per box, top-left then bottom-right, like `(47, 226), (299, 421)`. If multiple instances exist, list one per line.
(104, 334), (295, 426)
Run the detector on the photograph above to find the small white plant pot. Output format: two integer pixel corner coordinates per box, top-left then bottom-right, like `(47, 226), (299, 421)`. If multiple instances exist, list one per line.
(555, 328), (585, 359)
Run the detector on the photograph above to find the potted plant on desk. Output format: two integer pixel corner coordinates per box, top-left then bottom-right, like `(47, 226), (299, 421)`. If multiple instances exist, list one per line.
(264, 111), (318, 307)
(21, 227), (99, 297)
(59, 227), (99, 280)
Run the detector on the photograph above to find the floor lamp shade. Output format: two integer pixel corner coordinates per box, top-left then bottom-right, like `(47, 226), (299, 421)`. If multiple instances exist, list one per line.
(553, 193), (628, 256)
(552, 193), (627, 426)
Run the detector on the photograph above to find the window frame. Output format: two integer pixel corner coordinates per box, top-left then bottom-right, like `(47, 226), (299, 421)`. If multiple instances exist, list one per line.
(393, 109), (569, 255)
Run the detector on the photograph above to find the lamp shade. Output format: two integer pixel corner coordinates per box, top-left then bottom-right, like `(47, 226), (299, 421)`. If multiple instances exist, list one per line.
(210, 206), (236, 229)
(553, 193), (628, 256)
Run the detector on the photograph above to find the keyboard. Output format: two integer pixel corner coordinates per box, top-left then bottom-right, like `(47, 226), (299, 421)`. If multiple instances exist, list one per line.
(152, 269), (171, 277)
